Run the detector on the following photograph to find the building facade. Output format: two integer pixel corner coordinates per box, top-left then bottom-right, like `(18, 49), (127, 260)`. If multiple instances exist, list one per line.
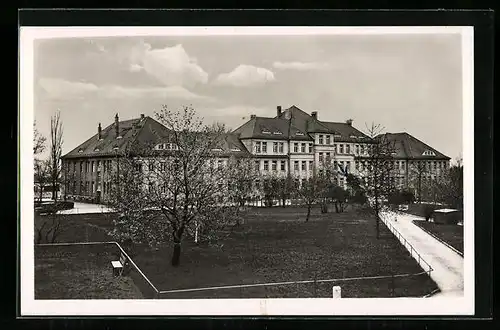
(61, 105), (450, 202)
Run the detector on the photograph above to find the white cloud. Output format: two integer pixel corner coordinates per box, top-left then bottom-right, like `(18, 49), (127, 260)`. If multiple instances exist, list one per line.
(214, 65), (275, 87)
(38, 78), (99, 100)
(272, 61), (332, 71)
(210, 105), (269, 117)
(102, 85), (214, 101)
(126, 42), (208, 88)
(38, 77), (213, 101)
(129, 63), (143, 72)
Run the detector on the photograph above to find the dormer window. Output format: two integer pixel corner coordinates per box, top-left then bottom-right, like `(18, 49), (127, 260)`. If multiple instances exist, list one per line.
(272, 131), (282, 135)
(262, 130), (271, 134)
(78, 149), (83, 153)
(422, 150), (436, 156)
(230, 148), (241, 152)
(334, 134), (342, 138)
(94, 148), (100, 152)
(350, 135), (357, 139)
(211, 148), (223, 152)
(117, 136), (123, 139)
(296, 132), (304, 136)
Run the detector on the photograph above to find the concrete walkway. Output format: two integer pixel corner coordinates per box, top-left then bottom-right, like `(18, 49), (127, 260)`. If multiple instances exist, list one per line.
(57, 202), (115, 215)
(379, 210), (464, 298)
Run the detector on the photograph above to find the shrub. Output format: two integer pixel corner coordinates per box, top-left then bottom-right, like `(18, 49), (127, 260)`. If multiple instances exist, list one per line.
(388, 190), (415, 206)
(422, 204), (436, 221)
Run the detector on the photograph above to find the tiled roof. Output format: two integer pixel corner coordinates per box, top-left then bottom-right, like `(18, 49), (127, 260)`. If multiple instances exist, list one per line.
(318, 121), (370, 142)
(380, 132), (450, 160)
(62, 116), (169, 159)
(232, 116), (310, 141)
(62, 116), (251, 159)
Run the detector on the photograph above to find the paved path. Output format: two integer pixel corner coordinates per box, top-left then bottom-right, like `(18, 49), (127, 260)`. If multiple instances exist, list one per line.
(57, 202), (115, 215)
(379, 210), (464, 298)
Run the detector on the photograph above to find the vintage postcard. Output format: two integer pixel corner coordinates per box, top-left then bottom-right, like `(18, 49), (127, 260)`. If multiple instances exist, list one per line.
(19, 26), (474, 316)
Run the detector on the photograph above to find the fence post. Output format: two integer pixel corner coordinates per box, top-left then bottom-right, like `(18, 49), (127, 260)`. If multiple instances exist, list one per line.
(391, 274), (395, 297)
(332, 286), (341, 298)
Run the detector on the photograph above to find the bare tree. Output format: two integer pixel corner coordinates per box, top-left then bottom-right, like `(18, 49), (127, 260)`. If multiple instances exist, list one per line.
(262, 175), (280, 207)
(33, 121), (47, 155)
(34, 159), (50, 202)
(292, 175), (321, 222)
(34, 211), (69, 244)
(355, 123), (398, 238)
(408, 160), (431, 203)
(276, 174), (294, 208)
(108, 105), (235, 267)
(48, 111), (64, 201)
(226, 155), (258, 208)
(433, 157), (463, 209)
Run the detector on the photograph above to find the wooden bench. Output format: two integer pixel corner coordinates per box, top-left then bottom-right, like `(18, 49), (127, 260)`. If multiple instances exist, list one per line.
(111, 252), (127, 277)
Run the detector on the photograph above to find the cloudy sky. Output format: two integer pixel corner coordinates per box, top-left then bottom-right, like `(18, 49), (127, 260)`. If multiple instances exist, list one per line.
(33, 32), (463, 159)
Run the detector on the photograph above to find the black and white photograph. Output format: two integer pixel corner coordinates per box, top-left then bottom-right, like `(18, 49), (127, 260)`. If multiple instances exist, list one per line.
(20, 26), (474, 316)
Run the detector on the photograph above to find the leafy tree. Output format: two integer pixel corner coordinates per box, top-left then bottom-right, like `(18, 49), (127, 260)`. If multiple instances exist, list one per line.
(388, 189), (415, 206)
(108, 105), (235, 267)
(346, 173), (368, 205)
(329, 184), (349, 213)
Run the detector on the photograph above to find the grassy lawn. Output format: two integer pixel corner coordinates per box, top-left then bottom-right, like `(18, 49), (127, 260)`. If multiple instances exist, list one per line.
(34, 206), (438, 299)
(35, 243), (143, 299)
(413, 220), (463, 254)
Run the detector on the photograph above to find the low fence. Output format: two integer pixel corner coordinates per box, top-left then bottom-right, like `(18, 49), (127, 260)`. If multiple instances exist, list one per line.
(35, 241), (160, 299)
(35, 239), (436, 299)
(156, 271), (434, 299)
(379, 212), (434, 274)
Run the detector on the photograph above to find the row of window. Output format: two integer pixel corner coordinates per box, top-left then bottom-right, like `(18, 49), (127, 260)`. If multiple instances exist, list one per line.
(68, 160), (113, 174)
(67, 180), (110, 195)
(256, 160), (287, 172)
(255, 141), (285, 154)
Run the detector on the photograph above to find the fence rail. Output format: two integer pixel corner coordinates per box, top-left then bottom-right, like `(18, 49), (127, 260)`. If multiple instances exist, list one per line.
(36, 235), (435, 299)
(379, 212), (434, 274)
(35, 241), (161, 298)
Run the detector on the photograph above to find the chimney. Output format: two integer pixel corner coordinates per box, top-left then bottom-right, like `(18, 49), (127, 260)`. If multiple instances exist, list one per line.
(115, 113), (120, 137)
(346, 119), (353, 126)
(97, 123), (102, 140)
(277, 106), (282, 117)
(250, 114), (256, 120)
(311, 111), (318, 120)
(140, 113), (145, 120)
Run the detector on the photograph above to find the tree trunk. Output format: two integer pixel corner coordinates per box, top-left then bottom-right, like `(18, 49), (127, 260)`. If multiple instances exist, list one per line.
(306, 204), (311, 222)
(334, 202), (339, 213)
(171, 227), (184, 266)
(282, 198), (286, 208)
(171, 240), (181, 266)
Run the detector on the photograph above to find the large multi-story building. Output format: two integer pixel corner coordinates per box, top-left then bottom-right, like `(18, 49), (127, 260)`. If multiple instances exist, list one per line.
(60, 105), (450, 203)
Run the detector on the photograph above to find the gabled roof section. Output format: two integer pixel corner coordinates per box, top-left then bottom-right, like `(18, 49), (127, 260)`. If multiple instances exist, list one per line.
(62, 116), (172, 159)
(233, 116), (297, 140)
(278, 105), (339, 135)
(319, 121), (370, 142)
(381, 132), (450, 160)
